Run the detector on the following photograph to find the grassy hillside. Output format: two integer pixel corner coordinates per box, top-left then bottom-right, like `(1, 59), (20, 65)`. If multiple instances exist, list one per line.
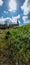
(0, 24), (30, 65)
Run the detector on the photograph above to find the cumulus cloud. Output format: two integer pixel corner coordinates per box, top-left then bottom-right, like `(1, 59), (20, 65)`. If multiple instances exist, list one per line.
(10, 14), (20, 24)
(8, 0), (17, 12)
(21, 0), (30, 15)
(0, 17), (9, 24)
(0, 0), (3, 6)
(0, 14), (20, 24)
(22, 16), (30, 24)
(12, 14), (20, 20)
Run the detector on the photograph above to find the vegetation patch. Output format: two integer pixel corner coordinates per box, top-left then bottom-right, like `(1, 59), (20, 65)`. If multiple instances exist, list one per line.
(0, 24), (30, 65)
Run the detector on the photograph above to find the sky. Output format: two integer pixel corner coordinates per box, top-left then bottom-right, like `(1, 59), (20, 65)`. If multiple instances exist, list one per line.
(0, 0), (30, 25)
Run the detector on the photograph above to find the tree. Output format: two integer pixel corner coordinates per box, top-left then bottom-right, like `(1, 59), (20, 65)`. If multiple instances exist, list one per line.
(17, 20), (19, 26)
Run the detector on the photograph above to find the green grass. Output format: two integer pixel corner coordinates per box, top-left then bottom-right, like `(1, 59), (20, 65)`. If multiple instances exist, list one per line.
(0, 24), (30, 65)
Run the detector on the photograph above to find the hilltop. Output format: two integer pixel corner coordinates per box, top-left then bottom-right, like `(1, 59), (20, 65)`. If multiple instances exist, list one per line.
(0, 24), (30, 65)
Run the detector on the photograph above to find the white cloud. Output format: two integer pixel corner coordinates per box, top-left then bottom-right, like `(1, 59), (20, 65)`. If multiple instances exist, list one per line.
(24, 20), (30, 24)
(8, 0), (17, 12)
(12, 14), (20, 20)
(22, 16), (30, 24)
(4, 11), (8, 14)
(11, 14), (20, 24)
(0, 0), (3, 6)
(9, 9), (12, 12)
(9, 9), (16, 12)
(22, 16), (28, 22)
(0, 17), (8, 24)
(0, 14), (20, 24)
(21, 0), (30, 15)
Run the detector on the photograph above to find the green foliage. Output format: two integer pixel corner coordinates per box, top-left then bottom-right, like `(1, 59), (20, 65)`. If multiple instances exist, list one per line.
(5, 31), (10, 40)
(0, 24), (30, 65)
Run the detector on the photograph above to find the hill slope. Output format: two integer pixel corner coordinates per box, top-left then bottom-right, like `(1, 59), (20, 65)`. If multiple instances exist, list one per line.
(0, 24), (30, 65)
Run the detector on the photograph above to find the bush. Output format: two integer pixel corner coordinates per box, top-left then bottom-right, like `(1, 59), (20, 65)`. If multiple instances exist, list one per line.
(5, 31), (10, 40)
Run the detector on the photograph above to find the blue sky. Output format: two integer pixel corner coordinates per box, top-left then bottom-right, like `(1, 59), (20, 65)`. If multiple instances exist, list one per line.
(0, 0), (30, 25)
